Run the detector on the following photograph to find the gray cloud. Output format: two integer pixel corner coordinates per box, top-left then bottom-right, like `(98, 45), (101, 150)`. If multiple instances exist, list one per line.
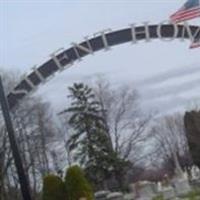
(137, 64), (200, 88)
(141, 77), (200, 101)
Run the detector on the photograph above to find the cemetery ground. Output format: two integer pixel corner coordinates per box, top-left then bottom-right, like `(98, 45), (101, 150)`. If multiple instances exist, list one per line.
(42, 164), (200, 200)
(94, 179), (200, 200)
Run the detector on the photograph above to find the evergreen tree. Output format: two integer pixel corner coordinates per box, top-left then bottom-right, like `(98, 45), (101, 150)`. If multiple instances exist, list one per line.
(184, 110), (200, 168)
(65, 83), (113, 188)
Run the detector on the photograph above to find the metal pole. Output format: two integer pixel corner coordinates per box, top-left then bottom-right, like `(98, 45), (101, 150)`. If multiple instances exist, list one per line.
(0, 76), (32, 200)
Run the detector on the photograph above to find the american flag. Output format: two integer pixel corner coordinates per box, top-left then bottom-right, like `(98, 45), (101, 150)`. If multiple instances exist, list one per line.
(170, 0), (200, 23)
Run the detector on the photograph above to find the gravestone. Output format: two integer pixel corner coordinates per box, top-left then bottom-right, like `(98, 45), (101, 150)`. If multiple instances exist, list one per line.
(157, 182), (162, 193)
(123, 193), (135, 200)
(95, 191), (110, 200)
(173, 178), (191, 196)
(161, 186), (175, 200)
(106, 192), (123, 200)
(136, 182), (157, 200)
(191, 165), (200, 180)
(129, 183), (140, 198)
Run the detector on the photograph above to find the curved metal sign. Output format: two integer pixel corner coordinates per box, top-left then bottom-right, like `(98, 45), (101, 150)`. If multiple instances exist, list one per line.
(7, 23), (200, 109)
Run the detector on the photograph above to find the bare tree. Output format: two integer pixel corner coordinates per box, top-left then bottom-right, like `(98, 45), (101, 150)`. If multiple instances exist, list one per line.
(90, 78), (153, 189)
(11, 97), (61, 197)
(0, 69), (21, 199)
(152, 114), (192, 176)
(0, 69), (64, 199)
(93, 78), (152, 161)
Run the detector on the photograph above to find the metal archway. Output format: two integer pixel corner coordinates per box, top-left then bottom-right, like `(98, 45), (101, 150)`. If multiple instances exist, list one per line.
(7, 24), (200, 109)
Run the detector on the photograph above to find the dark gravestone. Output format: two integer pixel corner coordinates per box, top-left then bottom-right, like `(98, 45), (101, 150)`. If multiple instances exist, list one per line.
(184, 111), (200, 168)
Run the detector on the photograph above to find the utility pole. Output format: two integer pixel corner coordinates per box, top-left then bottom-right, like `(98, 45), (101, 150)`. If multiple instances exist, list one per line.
(0, 76), (32, 200)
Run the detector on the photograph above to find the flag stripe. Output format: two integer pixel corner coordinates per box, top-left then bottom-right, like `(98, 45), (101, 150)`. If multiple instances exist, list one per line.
(172, 15), (200, 23)
(171, 13), (200, 23)
(171, 7), (200, 17)
(171, 6), (200, 16)
(190, 42), (200, 48)
(170, 8), (200, 22)
(171, 7), (200, 18)
(171, 12), (200, 21)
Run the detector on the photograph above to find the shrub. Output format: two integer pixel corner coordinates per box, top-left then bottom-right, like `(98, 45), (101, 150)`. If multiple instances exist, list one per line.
(65, 165), (93, 200)
(42, 174), (66, 200)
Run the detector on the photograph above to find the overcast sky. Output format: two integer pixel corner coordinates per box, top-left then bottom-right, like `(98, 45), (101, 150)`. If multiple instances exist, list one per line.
(1, 0), (200, 114)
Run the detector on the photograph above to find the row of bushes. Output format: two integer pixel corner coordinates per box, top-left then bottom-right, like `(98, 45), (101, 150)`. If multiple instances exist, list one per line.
(42, 165), (93, 200)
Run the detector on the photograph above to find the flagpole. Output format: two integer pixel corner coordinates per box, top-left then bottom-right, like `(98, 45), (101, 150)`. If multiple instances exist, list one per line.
(0, 76), (32, 200)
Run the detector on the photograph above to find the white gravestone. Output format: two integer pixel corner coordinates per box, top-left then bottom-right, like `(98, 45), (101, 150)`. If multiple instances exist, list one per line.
(136, 182), (157, 200)
(106, 192), (123, 200)
(157, 182), (162, 193)
(161, 186), (175, 200)
(191, 165), (200, 180)
(173, 178), (191, 196)
(95, 191), (110, 200)
(123, 193), (135, 200)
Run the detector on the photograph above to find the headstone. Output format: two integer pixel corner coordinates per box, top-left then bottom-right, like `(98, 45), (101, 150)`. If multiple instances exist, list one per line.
(129, 183), (135, 192)
(191, 165), (200, 180)
(136, 182), (157, 200)
(123, 193), (135, 200)
(95, 191), (110, 200)
(173, 178), (191, 196)
(157, 182), (162, 192)
(161, 186), (175, 200)
(183, 171), (189, 180)
(163, 174), (170, 187)
(106, 192), (123, 200)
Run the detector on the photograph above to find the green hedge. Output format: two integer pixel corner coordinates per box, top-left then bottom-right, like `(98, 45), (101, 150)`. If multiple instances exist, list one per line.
(42, 174), (66, 200)
(65, 165), (93, 200)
